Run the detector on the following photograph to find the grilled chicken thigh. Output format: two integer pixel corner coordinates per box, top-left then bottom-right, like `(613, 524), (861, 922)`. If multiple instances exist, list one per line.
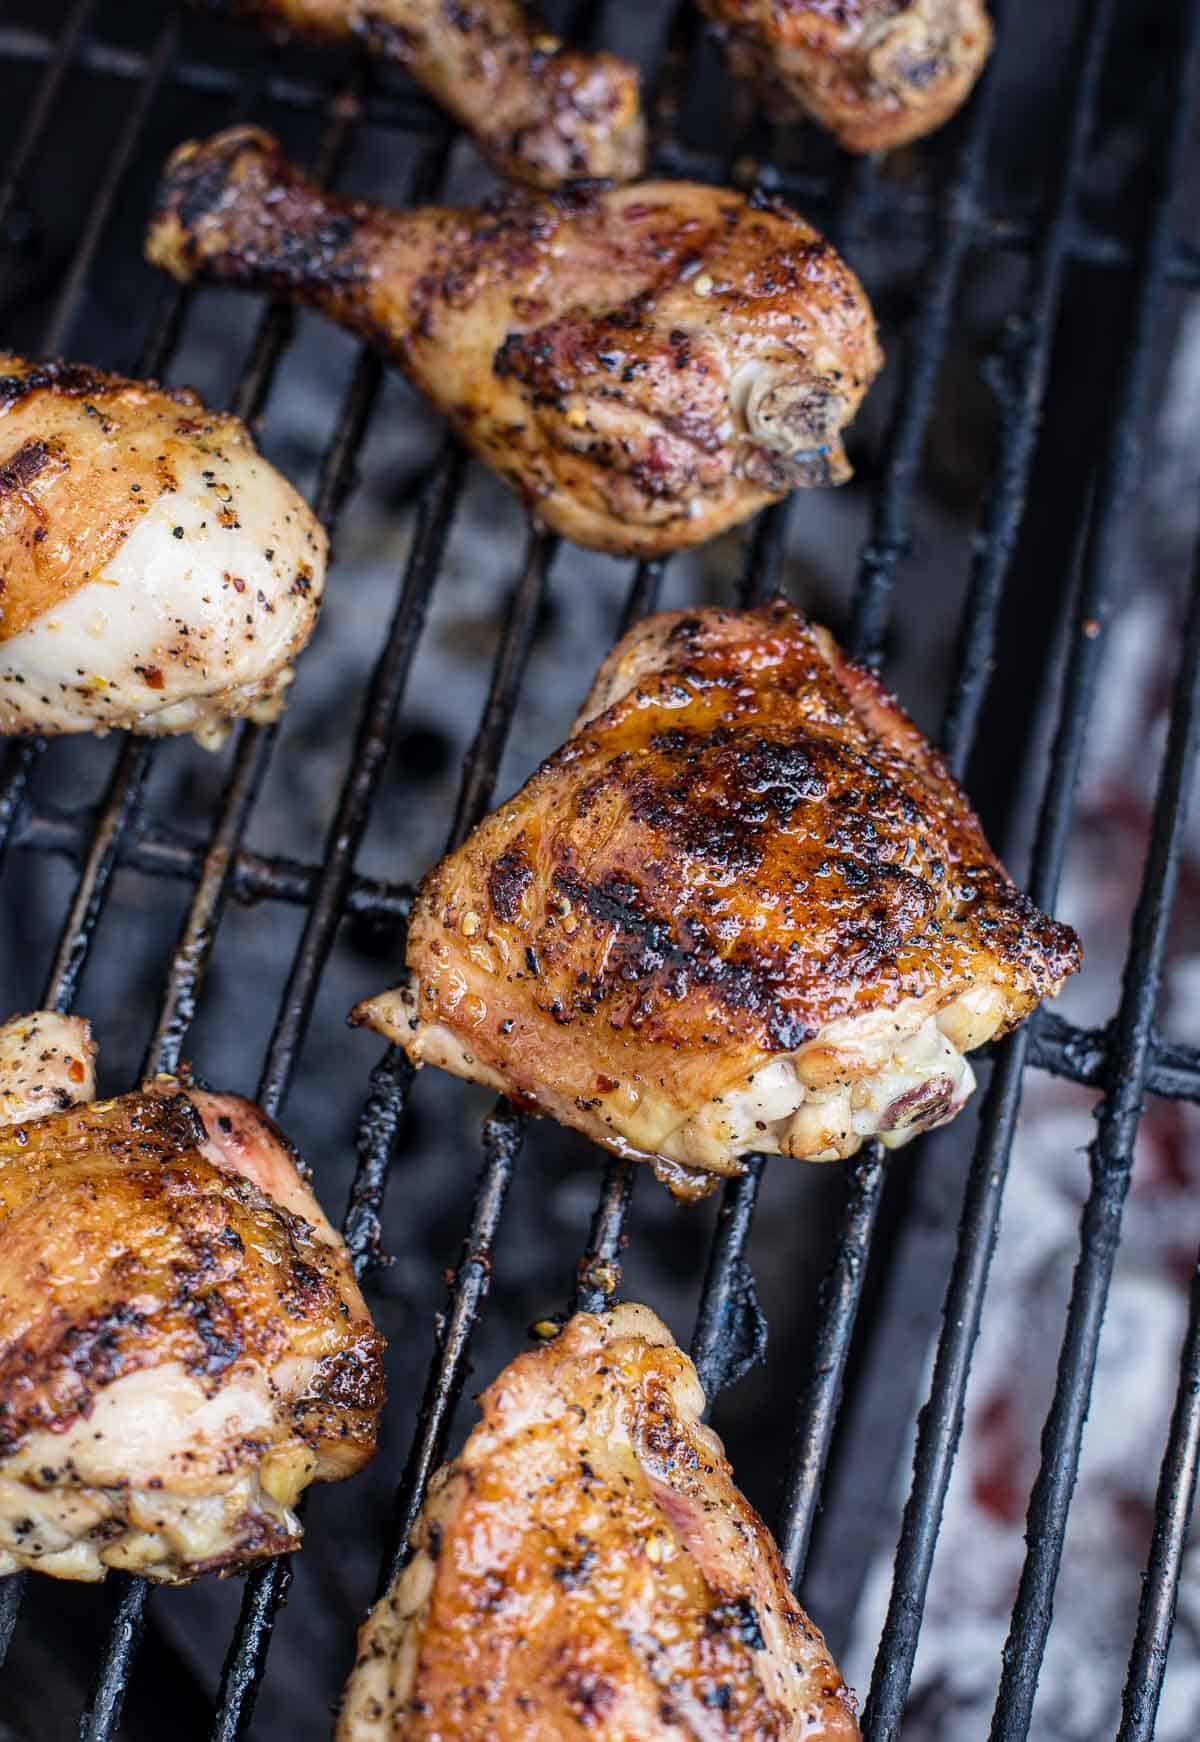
(338, 1304), (858, 1741)
(697, 0), (993, 152)
(196, 0), (645, 189)
(0, 1012), (383, 1583)
(355, 603), (1079, 1199)
(0, 356), (326, 746)
(146, 128), (882, 557)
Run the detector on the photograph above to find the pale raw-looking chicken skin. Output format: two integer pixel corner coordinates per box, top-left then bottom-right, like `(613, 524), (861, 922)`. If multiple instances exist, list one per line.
(355, 603), (1080, 1199)
(146, 129), (882, 558)
(338, 1304), (859, 1741)
(195, 0), (645, 189)
(697, 0), (993, 152)
(0, 1012), (384, 1583)
(0, 356), (326, 746)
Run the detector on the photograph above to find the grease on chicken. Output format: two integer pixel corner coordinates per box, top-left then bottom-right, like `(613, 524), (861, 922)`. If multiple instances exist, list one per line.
(0, 1012), (383, 1584)
(697, 0), (992, 152)
(146, 128), (881, 557)
(0, 355), (326, 746)
(196, 0), (644, 189)
(354, 603), (1080, 1200)
(338, 1304), (858, 1741)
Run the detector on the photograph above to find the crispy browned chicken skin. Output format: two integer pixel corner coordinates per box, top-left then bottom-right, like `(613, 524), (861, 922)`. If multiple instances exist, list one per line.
(354, 603), (1079, 1199)
(0, 1012), (384, 1583)
(195, 0), (645, 189)
(338, 1304), (859, 1741)
(146, 128), (882, 557)
(697, 0), (993, 152)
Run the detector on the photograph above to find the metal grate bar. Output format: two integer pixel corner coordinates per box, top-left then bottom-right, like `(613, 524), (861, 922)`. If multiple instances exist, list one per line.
(940, 0), (1122, 773)
(0, 0), (95, 234)
(778, 1147), (885, 1584)
(15, 807), (415, 922)
(988, 481), (1200, 1734)
(861, 2), (1200, 1730)
(1118, 1250), (1200, 1741)
(849, 0), (1002, 668)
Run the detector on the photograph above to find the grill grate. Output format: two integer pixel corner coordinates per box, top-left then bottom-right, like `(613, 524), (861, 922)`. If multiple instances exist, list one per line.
(1, 2), (1199, 1739)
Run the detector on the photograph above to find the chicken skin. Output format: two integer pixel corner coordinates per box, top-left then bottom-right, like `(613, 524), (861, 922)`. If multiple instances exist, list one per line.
(0, 356), (326, 747)
(146, 128), (882, 558)
(0, 1012), (384, 1584)
(697, 0), (993, 152)
(354, 603), (1080, 1199)
(195, 0), (645, 190)
(338, 1304), (859, 1741)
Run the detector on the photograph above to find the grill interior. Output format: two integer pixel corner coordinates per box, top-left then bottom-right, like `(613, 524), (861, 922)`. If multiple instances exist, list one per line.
(2, 1), (1200, 1738)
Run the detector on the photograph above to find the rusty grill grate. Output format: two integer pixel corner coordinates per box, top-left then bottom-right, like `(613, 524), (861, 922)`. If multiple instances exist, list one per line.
(1, 1), (1200, 1738)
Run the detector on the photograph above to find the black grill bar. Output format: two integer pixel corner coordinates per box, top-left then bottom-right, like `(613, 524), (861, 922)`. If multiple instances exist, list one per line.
(995, 497), (1200, 1741)
(1118, 1252), (1200, 1741)
(861, 0), (1200, 1731)
(849, 0), (1001, 668)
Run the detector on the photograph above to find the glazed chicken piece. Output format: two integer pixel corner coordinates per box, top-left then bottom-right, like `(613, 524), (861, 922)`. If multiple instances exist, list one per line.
(0, 1012), (384, 1583)
(338, 1304), (858, 1741)
(0, 356), (326, 747)
(696, 0), (993, 152)
(146, 128), (882, 558)
(195, 0), (645, 189)
(354, 603), (1080, 1199)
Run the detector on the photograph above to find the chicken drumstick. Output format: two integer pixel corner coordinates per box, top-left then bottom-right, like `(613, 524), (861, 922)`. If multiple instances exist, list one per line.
(196, 0), (645, 189)
(146, 127), (882, 558)
(696, 0), (993, 152)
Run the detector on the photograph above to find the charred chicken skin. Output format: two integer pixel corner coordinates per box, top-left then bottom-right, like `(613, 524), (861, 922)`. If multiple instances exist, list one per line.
(195, 0), (645, 189)
(0, 355), (326, 746)
(354, 603), (1080, 1199)
(0, 1012), (384, 1584)
(146, 128), (882, 558)
(697, 0), (993, 152)
(338, 1304), (859, 1741)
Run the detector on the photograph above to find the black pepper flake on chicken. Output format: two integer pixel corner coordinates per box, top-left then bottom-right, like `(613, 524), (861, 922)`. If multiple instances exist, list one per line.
(0, 1010), (383, 1584)
(145, 128), (882, 557)
(353, 603), (1080, 1200)
(337, 1304), (860, 1740)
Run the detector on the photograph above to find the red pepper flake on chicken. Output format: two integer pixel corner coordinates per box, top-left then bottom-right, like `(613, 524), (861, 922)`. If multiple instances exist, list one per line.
(337, 1304), (859, 1740)
(354, 602), (1080, 1200)
(0, 1011), (383, 1583)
